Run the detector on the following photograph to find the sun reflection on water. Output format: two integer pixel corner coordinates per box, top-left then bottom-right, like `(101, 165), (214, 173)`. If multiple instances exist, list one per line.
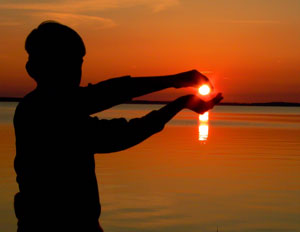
(199, 112), (209, 142)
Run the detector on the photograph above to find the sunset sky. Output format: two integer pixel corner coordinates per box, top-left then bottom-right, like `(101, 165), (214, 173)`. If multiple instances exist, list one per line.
(0, 0), (299, 102)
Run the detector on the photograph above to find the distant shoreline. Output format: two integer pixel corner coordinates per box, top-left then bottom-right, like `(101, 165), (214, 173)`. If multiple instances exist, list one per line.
(1, 97), (300, 107)
(127, 100), (300, 107)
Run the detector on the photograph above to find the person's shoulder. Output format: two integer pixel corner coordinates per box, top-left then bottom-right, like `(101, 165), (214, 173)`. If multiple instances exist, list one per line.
(16, 90), (37, 108)
(14, 90), (39, 118)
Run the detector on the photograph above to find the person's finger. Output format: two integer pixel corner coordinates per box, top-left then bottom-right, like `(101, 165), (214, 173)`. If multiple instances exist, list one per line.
(187, 96), (203, 113)
(191, 93), (223, 114)
(194, 105), (206, 114)
(198, 72), (208, 80)
(212, 93), (223, 105)
(199, 75), (214, 91)
(202, 93), (222, 111)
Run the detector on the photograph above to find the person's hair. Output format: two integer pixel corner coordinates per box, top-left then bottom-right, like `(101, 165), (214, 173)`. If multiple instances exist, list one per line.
(25, 21), (85, 59)
(25, 21), (85, 82)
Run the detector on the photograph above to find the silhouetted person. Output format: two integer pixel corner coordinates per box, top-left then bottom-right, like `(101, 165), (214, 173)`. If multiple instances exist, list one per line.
(14, 21), (223, 232)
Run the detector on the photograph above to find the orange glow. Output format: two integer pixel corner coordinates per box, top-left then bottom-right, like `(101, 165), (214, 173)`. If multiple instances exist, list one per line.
(0, 1), (300, 103)
(198, 85), (211, 96)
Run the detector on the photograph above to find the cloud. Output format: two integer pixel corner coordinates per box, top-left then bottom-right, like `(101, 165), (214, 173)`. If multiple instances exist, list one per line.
(0, 1), (118, 29)
(31, 12), (116, 29)
(0, 0), (179, 29)
(0, 0), (179, 13)
(0, 1), (115, 13)
(0, 21), (22, 26)
(151, 0), (179, 12)
(220, 19), (281, 24)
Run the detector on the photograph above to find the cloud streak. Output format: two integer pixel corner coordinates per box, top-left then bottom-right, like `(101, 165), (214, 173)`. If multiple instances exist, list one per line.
(0, 21), (22, 26)
(31, 12), (116, 29)
(0, 0), (179, 13)
(0, 0), (179, 29)
(220, 19), (281, 25)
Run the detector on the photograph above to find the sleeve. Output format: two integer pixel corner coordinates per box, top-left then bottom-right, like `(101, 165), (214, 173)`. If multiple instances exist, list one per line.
(86, 110), (165, 153)
(78, 75), (133, 115)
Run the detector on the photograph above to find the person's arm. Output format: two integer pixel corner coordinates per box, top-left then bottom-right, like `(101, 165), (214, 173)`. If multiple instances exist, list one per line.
(150, 93), (223, 126)
(79, 70), (212, 115)
(87, 93), (223, 153)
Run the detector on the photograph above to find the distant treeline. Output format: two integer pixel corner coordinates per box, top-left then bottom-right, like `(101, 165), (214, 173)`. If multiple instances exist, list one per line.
(1, 97), (300, 107)
(0, 97), (22, 102)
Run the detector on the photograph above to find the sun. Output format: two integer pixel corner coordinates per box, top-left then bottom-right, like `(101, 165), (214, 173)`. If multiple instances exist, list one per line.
(198, 84), (211, 95)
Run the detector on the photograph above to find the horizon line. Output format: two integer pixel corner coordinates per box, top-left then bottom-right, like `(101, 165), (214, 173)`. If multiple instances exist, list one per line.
(0, 97), (300, 107)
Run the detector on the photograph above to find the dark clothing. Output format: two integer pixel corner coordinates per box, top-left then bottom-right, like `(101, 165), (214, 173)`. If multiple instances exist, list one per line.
(14, 76), (165, 231)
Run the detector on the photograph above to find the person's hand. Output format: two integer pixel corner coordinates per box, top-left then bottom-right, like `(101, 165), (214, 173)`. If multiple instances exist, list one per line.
(172, 70), (213, 89)
(183, 93), (223, 114)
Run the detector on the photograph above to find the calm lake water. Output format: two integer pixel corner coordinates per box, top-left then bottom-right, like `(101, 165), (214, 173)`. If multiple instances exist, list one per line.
(0, 102), (300, 232)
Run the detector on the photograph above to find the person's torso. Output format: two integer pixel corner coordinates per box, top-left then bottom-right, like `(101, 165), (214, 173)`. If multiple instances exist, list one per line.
(14, 89), (101, 227)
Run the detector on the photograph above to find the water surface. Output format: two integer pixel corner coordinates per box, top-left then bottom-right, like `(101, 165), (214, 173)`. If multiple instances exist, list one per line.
(0, 103), (299, 231)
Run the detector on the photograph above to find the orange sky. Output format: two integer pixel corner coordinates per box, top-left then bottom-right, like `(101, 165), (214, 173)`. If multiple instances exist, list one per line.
(0, 0), (300, 102)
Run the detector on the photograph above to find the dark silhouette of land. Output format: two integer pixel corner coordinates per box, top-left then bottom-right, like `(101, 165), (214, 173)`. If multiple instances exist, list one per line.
(13, 21), (222, 232)
(3, 97), (300, 107)
(221, 101), (300, 107)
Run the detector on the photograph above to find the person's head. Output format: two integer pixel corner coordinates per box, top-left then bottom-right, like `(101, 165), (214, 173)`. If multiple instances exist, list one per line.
(25, 21), (85, 89)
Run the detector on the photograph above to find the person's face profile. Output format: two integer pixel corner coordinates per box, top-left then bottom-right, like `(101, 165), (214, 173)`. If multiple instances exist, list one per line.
(48, 55), (84, 88)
